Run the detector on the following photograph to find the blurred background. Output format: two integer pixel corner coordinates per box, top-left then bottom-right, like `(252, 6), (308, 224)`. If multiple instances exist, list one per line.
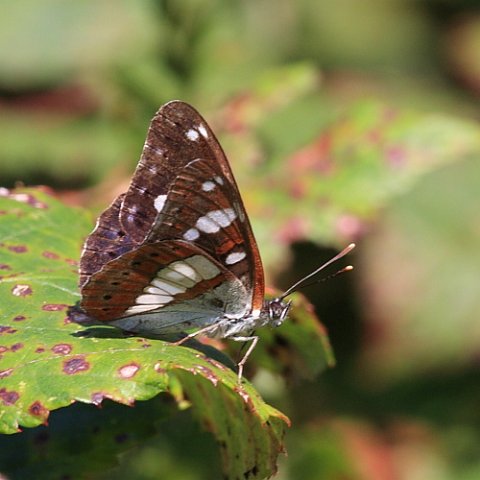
(1, 0), (479, 478)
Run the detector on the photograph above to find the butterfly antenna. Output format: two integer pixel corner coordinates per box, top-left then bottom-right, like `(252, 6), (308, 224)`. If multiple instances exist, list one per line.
(279, 243), (355, 300)
(293, 265), (354, 291)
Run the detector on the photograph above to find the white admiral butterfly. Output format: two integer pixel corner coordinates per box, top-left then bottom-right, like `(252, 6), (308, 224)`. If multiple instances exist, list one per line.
(79, 101), (354, 380)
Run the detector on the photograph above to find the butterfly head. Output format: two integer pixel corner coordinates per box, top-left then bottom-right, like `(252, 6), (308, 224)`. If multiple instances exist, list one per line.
(263, 243), (356, 329)
(265, 298), (292, 327)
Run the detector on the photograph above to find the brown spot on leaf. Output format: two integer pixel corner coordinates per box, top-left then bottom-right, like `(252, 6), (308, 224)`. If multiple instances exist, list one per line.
(10, 343), (23, 352)
(0, 368), (13, 378)
(0, 346), (8, 353)
(91, 392), (106, 405)
(8, 244), (28, 253)
(13, 315), (26, 321)
(0, 388), (19, 405)
(42, 251), (60, 260)
(194, 365), (219, 386)
(63, 356), (90, 375)
(0, 326), (16, 335)
(118, 363), (140, 379)
(51, 343), (72, 355)
(154, 363), (167, 375)
(65, 258), (78, 266)
(0, 264), (11, 270)
(1, 190), (49, 209)
(35, 346), (46, 353)
(11, 284), (32, 296)
(29, 401), (49, 420)
(42, 303), (69, 311)
(203, 356), (227, 370)
(136, 338), (151, 348)
(233, 385), (253, 407)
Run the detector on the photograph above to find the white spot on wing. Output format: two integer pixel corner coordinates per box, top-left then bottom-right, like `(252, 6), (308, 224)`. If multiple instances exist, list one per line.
(202, 180), (216, 192)
(136, 293), (173, 305)
(149, 278), (187, 295)
(154, 194), (167, 213)
(184, 255), (220, 280)
(168, 261), (202, 282)
(214, 176), (224, 185)
(198, 124), (208, 138)
(125, 304), (158, 314)
(186, 128), (199, 141)
(225, 251), (246, 265)
(196, 208), (236, 233)
(159, 268), (196, 286)
(183, 228), (200, 241)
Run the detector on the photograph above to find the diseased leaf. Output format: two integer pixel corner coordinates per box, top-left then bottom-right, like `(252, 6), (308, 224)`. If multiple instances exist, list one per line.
(0, 187), (335, 478)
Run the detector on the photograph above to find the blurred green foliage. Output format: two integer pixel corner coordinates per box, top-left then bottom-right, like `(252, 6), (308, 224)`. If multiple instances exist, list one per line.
(1, 0), (479, 479)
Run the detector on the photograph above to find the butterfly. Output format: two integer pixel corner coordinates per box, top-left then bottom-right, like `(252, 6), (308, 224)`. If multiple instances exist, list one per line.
(79, 101), (354, 381)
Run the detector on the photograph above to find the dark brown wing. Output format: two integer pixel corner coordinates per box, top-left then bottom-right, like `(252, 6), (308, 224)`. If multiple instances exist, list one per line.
(80, 101), (265, 314)
(79, 194), (136, 288)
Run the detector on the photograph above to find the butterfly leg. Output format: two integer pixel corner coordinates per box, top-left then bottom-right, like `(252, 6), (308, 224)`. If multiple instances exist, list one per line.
(231, 335), (259, 382)
(172, 323), (220, 346)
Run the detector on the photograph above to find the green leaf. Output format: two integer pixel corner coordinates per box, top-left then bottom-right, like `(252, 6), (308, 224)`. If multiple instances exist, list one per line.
(245, 100), (480, 266)
(358, 155), (480, 381)
(0, 187), (333, 477)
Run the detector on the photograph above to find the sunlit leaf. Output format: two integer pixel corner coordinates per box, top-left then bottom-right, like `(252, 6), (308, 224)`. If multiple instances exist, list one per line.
(0, 187), (336, 478)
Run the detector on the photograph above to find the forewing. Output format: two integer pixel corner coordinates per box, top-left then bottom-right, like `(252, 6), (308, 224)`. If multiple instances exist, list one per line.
(79, 194), (137, 288)
(145, 158), (264, 308)
(120, 101), (236, 242)
(121, 101), (264, 310)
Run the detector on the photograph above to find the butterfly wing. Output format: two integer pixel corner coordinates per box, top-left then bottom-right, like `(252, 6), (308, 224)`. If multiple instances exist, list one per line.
(79, 194), (139, 288)
(80, 101), (265, 327)
(144, 157), (263, 309)
(80, 240), (250, 334)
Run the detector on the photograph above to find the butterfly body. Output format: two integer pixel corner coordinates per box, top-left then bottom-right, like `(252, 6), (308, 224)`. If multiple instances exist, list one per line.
(79, 101), (291, 378)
